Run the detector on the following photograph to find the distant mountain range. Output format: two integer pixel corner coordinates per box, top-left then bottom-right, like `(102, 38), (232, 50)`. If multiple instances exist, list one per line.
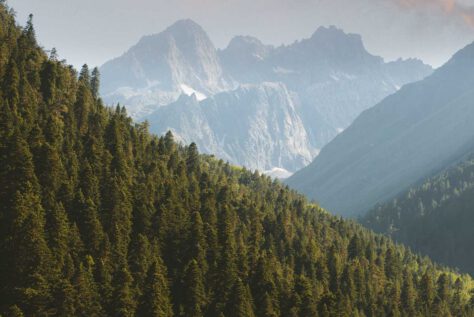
(100, 19), (432, 173)
(287, 41), (474, 217)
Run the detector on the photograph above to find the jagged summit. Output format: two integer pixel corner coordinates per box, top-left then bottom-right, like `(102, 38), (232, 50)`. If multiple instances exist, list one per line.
(219, 35), (272, 75)
(311, 25), (352, 38)
(307, 26), (362, 48)
(165, 18), (204, 33)
(137, 19), (208, 44)
(300, 25), (380, 64)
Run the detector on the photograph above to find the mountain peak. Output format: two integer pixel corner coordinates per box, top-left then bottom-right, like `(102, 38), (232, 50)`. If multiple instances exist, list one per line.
(135, 19), (209, 46)
(164, 18), (206, 35)
(227, 35), (266, 49)
(311, 25), (347, 37)
(309, 25), (364, 48)
(223, 35), (272, 61)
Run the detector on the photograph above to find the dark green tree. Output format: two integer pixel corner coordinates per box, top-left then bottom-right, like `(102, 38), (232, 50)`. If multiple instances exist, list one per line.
(137, 260), (173, 317)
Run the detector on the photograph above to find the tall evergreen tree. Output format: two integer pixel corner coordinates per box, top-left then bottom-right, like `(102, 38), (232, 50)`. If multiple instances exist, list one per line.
(137, 260), (173, 317)
(184, 260), (206, 317)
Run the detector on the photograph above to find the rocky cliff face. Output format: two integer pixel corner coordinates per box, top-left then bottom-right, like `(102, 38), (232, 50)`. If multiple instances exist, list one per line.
(146, 83), (315, 173)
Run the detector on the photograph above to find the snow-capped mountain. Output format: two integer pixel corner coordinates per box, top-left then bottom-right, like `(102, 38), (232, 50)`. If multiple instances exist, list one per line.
(100, 20), (433, 173)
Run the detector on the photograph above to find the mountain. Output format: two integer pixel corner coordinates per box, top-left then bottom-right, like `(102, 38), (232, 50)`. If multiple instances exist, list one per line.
(1, 4), (473, 316)
(287, 41), (474, 217)
(145, 82), (315, 173)
(219, 26), (433, 148)
(100, 19), (231, 118)
(102, 21), (432, 173)
(362, 154), (474, 275)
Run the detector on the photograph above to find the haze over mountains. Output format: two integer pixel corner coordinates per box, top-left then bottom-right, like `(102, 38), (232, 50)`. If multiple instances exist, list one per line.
(100, 19), (432, 173)
(5, 1), (474, 315)
(287, 41), (474, 217)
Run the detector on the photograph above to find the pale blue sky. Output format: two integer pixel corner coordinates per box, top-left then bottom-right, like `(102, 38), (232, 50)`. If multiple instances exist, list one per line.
(7, 0), (474, 69)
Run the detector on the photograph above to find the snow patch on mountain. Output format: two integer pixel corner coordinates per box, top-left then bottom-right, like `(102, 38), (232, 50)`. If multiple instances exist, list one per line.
(180, 84), (207, 101)
(263, 167), (293, 179)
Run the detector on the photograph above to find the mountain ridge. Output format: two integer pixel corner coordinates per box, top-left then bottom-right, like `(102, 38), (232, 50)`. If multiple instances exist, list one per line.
(286, 40), (474, 216)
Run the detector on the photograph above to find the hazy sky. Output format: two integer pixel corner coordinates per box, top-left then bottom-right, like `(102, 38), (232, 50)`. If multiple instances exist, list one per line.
(7, 0), (474, 69)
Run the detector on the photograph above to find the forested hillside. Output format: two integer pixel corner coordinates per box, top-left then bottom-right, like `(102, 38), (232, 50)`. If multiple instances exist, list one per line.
(363, 154), (474, 276)
(0, 3), (473, 316)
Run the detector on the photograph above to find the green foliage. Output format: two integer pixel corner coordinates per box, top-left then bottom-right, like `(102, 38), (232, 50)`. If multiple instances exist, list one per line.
(0, 4), (473, 316)
(363, 154), (474, 275)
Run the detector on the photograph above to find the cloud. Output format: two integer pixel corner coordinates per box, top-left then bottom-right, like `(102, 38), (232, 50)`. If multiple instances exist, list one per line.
(394, 0), (474, 27)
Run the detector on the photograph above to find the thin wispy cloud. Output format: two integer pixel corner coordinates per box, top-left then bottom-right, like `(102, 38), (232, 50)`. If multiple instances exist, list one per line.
(394, 0), (474, 27)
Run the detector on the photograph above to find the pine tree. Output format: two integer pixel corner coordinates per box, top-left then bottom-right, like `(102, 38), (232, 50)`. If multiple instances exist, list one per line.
(112, 264), (136, 317)
(420, 271), (435, 310)
(47, 202), (70, 270)
(79, 64), (90, 84)
(74, 261), (104, 317)
(184, 260), (206, 317)
(384, 248), (401, 279)
(24, 14), (36, 44)
(0, 136), (54, 314)
(252, 257), (277, 317)
(189, 210), (208, 275)
(226, 279), (255, 317)
(128, 234), (152, 295)
(137, 260), (173, 317)
(348, 234), (363, 260)
(295, 275), (317, 317)
(401, 271), (416, 315)
(53, 279), (76, 317)
(74, 72), (93, 134)
(186, 142), (200, 174)
(90, 67), (100, 99)
(437, 273), (450, 303)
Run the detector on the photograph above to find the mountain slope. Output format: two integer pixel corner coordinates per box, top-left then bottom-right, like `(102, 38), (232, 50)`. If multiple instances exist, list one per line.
(287, 41), (474, 217)
(101, 22), (432, 173)
(1, 5), (473, 316)
(145, 82), (315, 173)
(362, 154), (474, 275)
